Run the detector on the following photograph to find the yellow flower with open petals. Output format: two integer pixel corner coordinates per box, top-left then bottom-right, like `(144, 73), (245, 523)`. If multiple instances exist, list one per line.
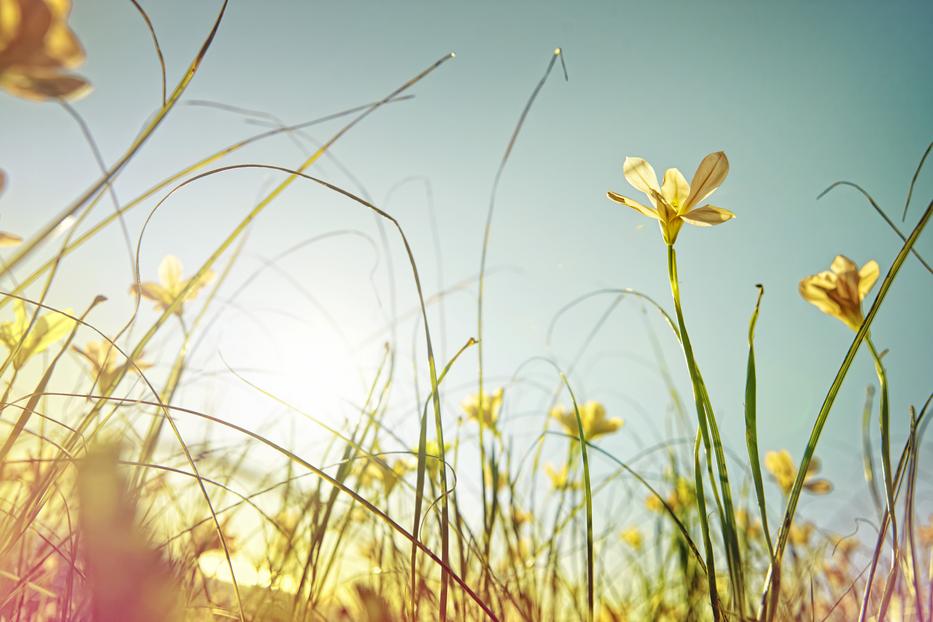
(545, 462), (574, 490)
(799, 255), (879, 331)
(764, 449), (832, 496)
(607, 151), (735, 245)
(550, 401), (622, 441)
(130, 255), (215, 316)
(0, 300), (74, 368)
(0, 0), (91, 100)
(360, 458), (412, 495)
(462, 387), (504, 430)
(72, 339), (151, 390)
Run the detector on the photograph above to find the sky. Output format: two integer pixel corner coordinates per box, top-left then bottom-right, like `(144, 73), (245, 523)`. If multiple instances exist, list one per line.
(1, 0), (931, 534)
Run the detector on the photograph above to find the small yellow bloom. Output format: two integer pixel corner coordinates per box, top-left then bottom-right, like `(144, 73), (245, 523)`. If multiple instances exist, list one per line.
(550, 401), (622, 441)
(0, 0), (91, 100)
(360, 458), (412, 495)
(462, 387), (504, 430)
(130, 255), (215, 315)
(72, 339), (151, 390)
(764, 449), (832, 496)
(545, 462), (574, 490)
(645, 493), (664, 513)
(620, 527), (643, 550)
(0, 300), (74, 368)
(736, 509), (762, 539)
(511, 508), (532, 529)
(607, 151), (734, 245)
(799, 255), (880, 331)
(788, 521), (815, 546)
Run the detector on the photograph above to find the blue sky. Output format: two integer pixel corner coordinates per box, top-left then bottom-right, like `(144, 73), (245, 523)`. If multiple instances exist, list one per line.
(1, 0), (931, 532)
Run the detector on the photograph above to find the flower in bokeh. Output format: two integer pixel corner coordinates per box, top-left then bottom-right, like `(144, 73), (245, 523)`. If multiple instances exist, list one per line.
(550, 401), (622, 441)
(607, 151), (734, 245)
(799, 255), (879, 331)
(764, 449), (832, 496)
(545, 462), (574, 491)
(130, 255), (214, 315)
(462, 387), (504, 431)
(788, 521), (815, 546)
(620, 527), (643, 550)
(735, 509), (762, 540)
(73, 339), (151, 390)
(0, 0), (91, 100)
(360, 458), (412, 496)
(0, 299), (74, 368)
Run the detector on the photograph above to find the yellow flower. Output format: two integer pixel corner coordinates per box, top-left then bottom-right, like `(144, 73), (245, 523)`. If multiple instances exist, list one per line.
(764, 449), (832, 496)
(788, 521), (815, 546)
(545, 462), (574, 490)
(511, 508), (532, 529)
(799, 255), (880, 331)
(0, 0), (91, 100)
(130, 255), (215, 315)
(620, 527), (643, 550)
(735, 509), (762, 539)
(72, 339), (151, 391)
(645, 493), (664, 513)
(607, 151), (734, 245)
(359, 458), (412, 495)
(462, 387), (504, 430)
(550, 401), (622, 441)
(0, 300), (74, 368)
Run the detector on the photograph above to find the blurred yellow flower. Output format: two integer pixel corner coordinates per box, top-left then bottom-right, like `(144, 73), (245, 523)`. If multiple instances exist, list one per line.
(130, 255), (214, 315)
(360, 458), (412, 495)
(735, 509), (762, 539)
(799, 255), (880, 331)
(0, 0), (91, 100)
(550, 401), (622, 441)
(462, 387), (504, 430)
(764, 449), (832, 496)
(620, 527), (643, 550)
(72, 339), (151, 390)
(645, 493), (664, 513)
(0, 299), (74, 368)
(545, 462), (573, 490)
(607, 151), (734, 245)
(788, 521), (815, 546)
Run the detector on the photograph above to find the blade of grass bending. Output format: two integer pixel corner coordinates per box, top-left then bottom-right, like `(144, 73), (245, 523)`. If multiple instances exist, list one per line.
(860, 385), (883, 517)
(128, 0), (168, 106)
(0, 0), (229, 278)
(902, 141), (932, 222)
(866, 337), (898, 579)
(744, 285), (774, 558)
(411, 338), (477, 620)
(817, 181), (932, 275)
(476, 49), (566, 573)
(761, 199), (933, 621)
(559, 373), (595, 622)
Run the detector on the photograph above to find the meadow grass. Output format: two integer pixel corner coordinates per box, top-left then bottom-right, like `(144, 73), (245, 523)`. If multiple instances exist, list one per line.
(1, 2), (932, 621)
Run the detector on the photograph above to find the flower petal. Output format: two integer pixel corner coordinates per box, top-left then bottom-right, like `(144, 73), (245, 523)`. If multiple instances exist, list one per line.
(685, 151), (729, 210)
(607, 191), (658, 220)
(0, 231), (22, 248)
(623, 157), (660, 200)
(159, 255), (183, 293)
(679, 204), (735, 227)
(857, 260), (880, 300)
(799, 272), (842, 318)
(661, 168), (690, 209)
(830, 255), (857, 276)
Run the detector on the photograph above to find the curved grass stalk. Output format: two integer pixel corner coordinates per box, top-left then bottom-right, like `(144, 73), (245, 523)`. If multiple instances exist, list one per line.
(476, 50), (566, 581)
(744, 285), (774, 558)
(760, 199), (932, 621)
